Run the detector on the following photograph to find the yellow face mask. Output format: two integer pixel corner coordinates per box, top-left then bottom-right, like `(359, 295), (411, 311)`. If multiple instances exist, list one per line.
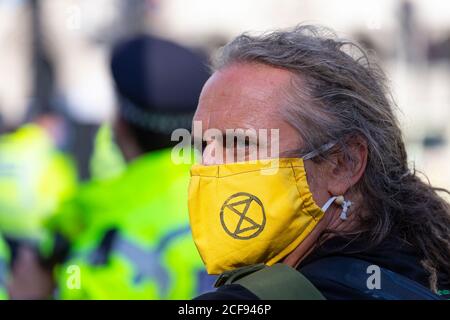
(188, 156), (340, 275)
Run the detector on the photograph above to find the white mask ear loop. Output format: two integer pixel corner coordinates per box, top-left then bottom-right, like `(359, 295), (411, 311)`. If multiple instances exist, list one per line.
(321, 195), (353, 220)
(321, 196), (337, 212)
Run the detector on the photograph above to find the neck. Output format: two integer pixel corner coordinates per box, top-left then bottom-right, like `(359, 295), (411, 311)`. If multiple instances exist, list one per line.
(283, 203), (360, 268)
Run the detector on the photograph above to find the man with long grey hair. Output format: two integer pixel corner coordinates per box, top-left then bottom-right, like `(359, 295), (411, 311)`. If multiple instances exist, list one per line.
(187, 25), (450, 300)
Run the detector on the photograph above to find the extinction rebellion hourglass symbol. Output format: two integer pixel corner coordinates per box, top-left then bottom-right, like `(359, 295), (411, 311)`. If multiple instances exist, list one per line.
(220, 192), (266, 240)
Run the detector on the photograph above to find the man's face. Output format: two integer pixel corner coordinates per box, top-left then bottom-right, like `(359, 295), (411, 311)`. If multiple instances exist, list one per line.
(193, 62), (302, 165)
(193, 62), (331, 207)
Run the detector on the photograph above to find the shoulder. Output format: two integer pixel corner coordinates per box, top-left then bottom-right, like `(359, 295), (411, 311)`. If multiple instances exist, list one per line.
(194, 284), (259, 300)
(193, 272), (367, 300)
(301, 273), (375, 300)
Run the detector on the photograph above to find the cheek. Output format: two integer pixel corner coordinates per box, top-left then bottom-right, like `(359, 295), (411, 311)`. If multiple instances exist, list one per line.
(278, 126), (303, 155)
(304, 160), (330, 207)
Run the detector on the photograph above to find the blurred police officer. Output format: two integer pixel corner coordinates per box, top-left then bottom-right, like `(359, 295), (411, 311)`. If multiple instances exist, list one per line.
(0, 108), (77, 299)
(52, 35), (213, 299)
(0, 234), (10, 299)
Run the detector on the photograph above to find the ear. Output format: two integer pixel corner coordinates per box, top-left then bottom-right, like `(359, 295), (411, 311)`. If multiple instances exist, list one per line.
(325, 135), (368, 196)
(113, 116), (130, 149)
(113, 115), (141, 162)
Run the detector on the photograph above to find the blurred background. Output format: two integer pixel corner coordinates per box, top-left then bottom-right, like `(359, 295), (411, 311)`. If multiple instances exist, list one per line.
(1, 0), (449, 187)
(0, 0), (449, 300)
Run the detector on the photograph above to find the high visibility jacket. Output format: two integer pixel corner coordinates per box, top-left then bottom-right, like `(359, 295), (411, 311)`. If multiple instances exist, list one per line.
(89, 124), (126, 181)
(53, 149), (214, 299)
(0, 124), (77, 241)
(0, 234), (10, 300)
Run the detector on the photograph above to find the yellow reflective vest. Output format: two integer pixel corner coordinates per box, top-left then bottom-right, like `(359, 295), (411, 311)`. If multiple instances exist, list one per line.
(0, 124), (77, 242)
(53, 148), (214, 299)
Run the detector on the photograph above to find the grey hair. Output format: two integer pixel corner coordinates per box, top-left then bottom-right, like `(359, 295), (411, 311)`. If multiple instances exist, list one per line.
(213, 25), (450, 292)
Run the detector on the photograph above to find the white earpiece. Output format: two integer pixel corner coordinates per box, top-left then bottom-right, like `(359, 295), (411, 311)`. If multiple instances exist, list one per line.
(337, 195), (352, 220)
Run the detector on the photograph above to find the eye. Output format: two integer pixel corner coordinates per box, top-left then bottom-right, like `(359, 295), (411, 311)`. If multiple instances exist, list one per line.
(233, 136), (257, 158)
(228, 136), (252, 148)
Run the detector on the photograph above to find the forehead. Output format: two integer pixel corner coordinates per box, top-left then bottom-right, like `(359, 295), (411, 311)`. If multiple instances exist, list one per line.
(194, 63), (294, 131)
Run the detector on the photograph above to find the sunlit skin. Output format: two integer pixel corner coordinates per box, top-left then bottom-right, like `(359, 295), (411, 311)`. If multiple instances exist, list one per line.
(194, 62), (368, 267)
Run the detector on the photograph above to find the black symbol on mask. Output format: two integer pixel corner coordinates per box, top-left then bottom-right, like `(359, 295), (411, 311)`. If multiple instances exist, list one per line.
(220, 192), (266, 240)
